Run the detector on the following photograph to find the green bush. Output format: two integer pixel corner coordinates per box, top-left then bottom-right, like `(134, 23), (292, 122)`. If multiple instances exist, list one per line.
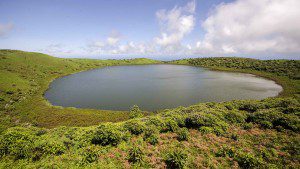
(213, 126), (226, 136)
(143, 126), (159, 145)
(243, 123), (254, 130)
(164, 149), (188, 169)
(260, 120), (273, 129)
(163, 118), (179, 132)
(128, 145), (144, 164)
(168, 114), (186, 127)
(235, 152), (263, 169)
(185, 112), (229, 135)
(91, 123), (124, 146)
(249, 109), (300, 131)
(34, 138), (67, 156)
(273, 115), (300, 132)
(224, 110), (247, 124)
(129, 105), (143, 119)
(0, 127), (35, 159)
(215, 146), (235, 158)
(176, 128), (189, 141)
(124, 120), (146, 135)
(81, 146), (100, 164)
(145, 116), (166, 132)
(185, 112), (226, 129)
(238, 102), (260, 113)
(199, 126), (214, 134)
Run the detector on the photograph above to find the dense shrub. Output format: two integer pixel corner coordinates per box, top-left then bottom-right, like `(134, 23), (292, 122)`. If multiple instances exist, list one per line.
(81, 146), (100, 164)
(249, 109), (300, 131)
(168, 114), (186, 127)
(199, 126), (214, 134)
(273, 115), (300, 132)
(243, 123), (254, 130)
(215, 146), (235, 158)
(260, 121), (273, 129)
(235, 152), (263, 169)
(238, 102), (260, 113)
(91, 123), (125, 146)
(145, 116), (166, 132)
(163, 118), (179, 132)
(176, 128), (189, 141)
(129, 105), (143, 119)
(164, 149), (188, 169)
(185, 112), (228, 135)
(128, 145), (144, 164)
(143, 126), (159, 145)
(124, 120), (146, 135)
(187, 57), (300, 79)
(0, 127), (36, 159)
(34, 138), (67, 156)
(185, 113), (218, 128)
(224, 110), (247, 124)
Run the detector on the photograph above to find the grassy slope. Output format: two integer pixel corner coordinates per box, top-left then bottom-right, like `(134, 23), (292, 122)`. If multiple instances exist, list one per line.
(0, 50), (161, 130)
(169, 58), (300, 99)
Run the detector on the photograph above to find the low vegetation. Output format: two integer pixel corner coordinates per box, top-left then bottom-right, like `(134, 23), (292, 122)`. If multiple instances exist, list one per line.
(170, 57), (300, 98)
(0, 98), (299, 168)
(0, 50), (299, 168)
(0, 50), (160, 131)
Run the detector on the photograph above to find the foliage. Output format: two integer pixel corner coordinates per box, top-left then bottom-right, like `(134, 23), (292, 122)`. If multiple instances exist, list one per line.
(186, 57), (300, 80)
(91, 123), (125, 146)
(145, 116), (166, 132)
(143, 126), (159, 145)
(234, 152), (263, 169)
(0, 127), (35, 159)
(224, 110), (247, 124)
(176, 128), (189, 141)
(163, 118), (179, 132)
(0, 97), (298, 168)
(243, 123), (254, 130)
(164, 149), (188, 169)
(123, 120), (146, 135)
(81, 146), (100, 164)
(127, 145), (145, 165)
(185, 112), (228, 135)
(129, 105), (143, 119)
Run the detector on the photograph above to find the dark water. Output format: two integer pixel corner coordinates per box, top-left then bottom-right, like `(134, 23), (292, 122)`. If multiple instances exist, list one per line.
(45, 65), (282, 111)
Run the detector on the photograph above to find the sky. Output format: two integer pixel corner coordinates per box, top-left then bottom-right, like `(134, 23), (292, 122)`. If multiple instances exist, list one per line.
(0, 0), (299, 60)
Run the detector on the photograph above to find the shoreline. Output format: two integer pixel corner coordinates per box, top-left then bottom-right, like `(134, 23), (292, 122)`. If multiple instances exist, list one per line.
(42, 63), (285, 112)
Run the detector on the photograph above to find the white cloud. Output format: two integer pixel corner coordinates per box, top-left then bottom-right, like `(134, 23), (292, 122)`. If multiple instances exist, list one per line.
(154, 0), (195, 47)
(84, 1), (197, 56)
(82, 0), (300, 57)
(194, 0), (300, 55)
(39, 44), (73, 55)
(0, 23), (14, 37)
(106, 30), (121, 46)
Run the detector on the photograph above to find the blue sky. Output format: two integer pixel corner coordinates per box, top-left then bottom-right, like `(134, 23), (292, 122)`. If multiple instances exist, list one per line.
(0, 0), (299, 60)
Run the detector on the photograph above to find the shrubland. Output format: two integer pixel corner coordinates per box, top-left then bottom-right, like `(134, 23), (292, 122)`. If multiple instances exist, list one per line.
(0, 98), (299, 168)
(0, 50), (160, 131)
(0, 50), (299, 168)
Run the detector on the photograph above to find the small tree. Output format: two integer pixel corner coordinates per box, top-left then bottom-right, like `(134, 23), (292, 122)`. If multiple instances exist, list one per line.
(129, 105), (143, 119)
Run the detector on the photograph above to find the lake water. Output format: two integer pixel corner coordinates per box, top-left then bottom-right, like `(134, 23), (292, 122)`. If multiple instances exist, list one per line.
(45, 65), (282, 111)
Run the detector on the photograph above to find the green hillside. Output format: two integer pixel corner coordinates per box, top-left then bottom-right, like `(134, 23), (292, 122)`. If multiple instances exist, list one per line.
(0, 50), (161, 130)
(0, 50), (299, 168)
(170, 57), (300, 99)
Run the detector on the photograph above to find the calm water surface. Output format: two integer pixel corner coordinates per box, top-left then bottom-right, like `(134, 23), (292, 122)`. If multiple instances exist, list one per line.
(45, 65), (282, 111)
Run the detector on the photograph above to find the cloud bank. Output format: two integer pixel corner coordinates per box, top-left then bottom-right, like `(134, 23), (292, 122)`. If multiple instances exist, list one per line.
(193, 0), (300, 56)
(0, 23), (14, 37)
(41, 0), (300, 58)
